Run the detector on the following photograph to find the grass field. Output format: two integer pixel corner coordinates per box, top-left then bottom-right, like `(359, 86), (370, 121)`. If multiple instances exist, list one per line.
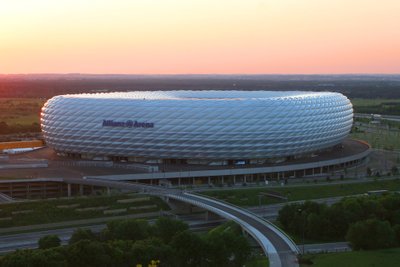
(351, 98), (400, 116)
(351, 98), (400, 107)
(351, 128), (400, 150)
(0, 98), (46, 126)
(202, 179), (400, 207)
(302, 248), (400, 267)
(0, 194), (169, 228)
(352, 116), (400, 150)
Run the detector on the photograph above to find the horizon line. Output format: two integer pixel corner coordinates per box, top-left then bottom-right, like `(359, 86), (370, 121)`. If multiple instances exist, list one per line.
(1, 72), (400, 76)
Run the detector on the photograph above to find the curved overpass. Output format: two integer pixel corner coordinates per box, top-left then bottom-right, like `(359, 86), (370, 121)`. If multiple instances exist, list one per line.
(169, 192), (299, 267)
(63, 178), (300, 267)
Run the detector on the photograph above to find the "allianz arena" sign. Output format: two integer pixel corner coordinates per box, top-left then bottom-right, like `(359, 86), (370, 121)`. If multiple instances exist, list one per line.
(102, 119), (154, 128)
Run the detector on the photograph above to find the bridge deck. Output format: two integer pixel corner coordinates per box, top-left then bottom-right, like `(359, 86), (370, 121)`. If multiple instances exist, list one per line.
(173, 193), (299, 267)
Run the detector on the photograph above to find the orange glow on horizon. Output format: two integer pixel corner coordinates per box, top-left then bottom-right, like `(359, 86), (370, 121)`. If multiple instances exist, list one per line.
(1, 0), (399, 74)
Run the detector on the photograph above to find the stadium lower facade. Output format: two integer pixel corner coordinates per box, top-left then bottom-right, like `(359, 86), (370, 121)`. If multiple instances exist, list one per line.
(41, 91), (354, 166)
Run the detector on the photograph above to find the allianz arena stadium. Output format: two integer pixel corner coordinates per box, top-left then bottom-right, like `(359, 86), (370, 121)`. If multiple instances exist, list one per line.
(41, 91), (353, 165)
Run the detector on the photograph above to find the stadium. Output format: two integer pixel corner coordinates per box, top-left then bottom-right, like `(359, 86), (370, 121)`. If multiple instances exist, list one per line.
(41, 91), (353, 163)
(40, 90), (370, 184)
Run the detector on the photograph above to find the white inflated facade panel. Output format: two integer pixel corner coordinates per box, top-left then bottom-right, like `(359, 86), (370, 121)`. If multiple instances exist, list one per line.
(40, 91), (353, 160)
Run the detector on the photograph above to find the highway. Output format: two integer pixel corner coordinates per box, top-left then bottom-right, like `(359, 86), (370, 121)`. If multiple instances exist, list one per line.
(355, 113), (400, 122)
(0, 217), (349, 256)
(0, 219), (222, 255)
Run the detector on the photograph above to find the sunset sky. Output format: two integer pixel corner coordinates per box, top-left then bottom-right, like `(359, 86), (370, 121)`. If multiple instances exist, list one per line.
(1, 0), (399, 74)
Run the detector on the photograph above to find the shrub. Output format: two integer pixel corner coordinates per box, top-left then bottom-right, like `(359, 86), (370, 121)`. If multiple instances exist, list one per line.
(346, 219), (397, 250)
(38, 235), (61, 249)
(69, 228), (97, 245)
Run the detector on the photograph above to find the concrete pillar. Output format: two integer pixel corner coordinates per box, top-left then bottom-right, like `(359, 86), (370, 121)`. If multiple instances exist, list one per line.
(244, 175), (247, 183)
(221, 176), (224, 184)
(192, 177), (195, 185)
(208, 176), (211, 185)
(233, 175), (236, 184)
(304, 169), (306, 177)
(79, 184), (83, 196)
(67, 183), (71, 197)
(107, 187), (111, 196)
(312, 168), (315, 176)
(178, 177), (181, 186)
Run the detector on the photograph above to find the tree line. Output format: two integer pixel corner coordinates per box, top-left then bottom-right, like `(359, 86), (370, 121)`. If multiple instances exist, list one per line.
(1, 75), (400, 99)
(0, 122), (41, 134)
(278, 193), (400, 250)
(0, 217), (251, 267)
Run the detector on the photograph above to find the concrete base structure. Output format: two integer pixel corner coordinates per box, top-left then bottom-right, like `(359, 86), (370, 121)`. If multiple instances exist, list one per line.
(0, 139), (371, 197)
(86, 139), (371, 186)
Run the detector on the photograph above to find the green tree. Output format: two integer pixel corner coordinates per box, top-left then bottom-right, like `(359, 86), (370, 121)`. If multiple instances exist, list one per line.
(107, 240), (135, 267)
(206, 221), (251, 266)
(0, 248), (67, 267)
(170, 230), (207, 266)
(306, 212), (328, 240)
(278, 201), (328, 239)
(67, 240), (113, 267)
(38, 235), (61, 249)
(393, 224), (400, 244)
(323, 204), (349, 239)
(130, 238), (174, 267)
(278, 203), (302, 234)
(69, 228), (96, 245)
(106, 219), (150, 241)
(153, 217), (189, 243)
(346, 219), (397, 250)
